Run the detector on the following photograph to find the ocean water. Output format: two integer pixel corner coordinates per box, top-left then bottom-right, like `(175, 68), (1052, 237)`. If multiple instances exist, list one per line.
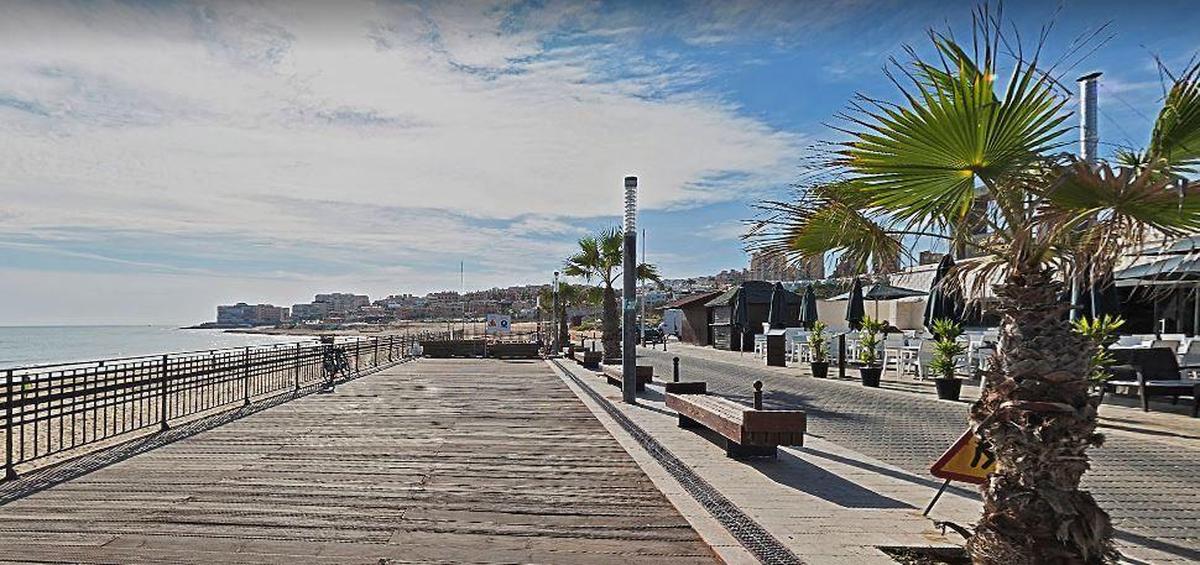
(0, 326), (311, 368)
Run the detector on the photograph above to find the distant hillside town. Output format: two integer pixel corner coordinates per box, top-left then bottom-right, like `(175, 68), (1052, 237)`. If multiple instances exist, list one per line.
(193, 250), (952, 330)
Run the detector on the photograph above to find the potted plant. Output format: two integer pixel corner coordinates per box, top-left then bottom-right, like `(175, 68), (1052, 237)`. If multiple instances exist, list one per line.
(857, 317), (884, 387)
(1073, 314), (1125, 393)
(808, 321), (830, 378)
(928, 318), (968, 400)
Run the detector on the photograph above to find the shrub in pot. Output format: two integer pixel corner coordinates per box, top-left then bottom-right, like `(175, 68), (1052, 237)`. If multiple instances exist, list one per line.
(929, 318), (968, 400)
(857, 317), (884, 387)
(1072, 314), (1126, 394)
(808, 321), (830, 378)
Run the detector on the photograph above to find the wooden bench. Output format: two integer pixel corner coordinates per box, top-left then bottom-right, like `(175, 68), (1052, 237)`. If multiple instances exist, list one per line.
(602, 365), (653, 392)
(665, 381), (805, 459)
(577, 350), (601, 369)
(664, 381), (706, 394)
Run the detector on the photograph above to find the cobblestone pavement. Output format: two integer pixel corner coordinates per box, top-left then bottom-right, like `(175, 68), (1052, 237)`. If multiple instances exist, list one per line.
(635, 345), (1200, 561)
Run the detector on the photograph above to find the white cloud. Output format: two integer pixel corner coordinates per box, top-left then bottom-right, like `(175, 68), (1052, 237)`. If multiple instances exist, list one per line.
(0, 1), (799, 229)
(0, 1), (811, 320)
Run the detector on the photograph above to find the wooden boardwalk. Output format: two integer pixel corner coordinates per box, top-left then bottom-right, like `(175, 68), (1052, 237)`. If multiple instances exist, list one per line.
(0, 359), (715, 564)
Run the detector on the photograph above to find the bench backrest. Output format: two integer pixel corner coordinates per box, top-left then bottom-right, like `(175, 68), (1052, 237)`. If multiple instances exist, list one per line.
(1110, 347), (1181, 380)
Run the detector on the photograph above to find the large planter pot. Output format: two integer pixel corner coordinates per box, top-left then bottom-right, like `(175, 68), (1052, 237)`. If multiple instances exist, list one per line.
(934, 377), (963, 401)
(859, 366), (882, 388)
(810, 361), (829, 379)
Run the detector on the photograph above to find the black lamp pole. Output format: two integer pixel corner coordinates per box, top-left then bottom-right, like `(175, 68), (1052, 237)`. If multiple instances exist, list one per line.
(622, 176), (638, 404)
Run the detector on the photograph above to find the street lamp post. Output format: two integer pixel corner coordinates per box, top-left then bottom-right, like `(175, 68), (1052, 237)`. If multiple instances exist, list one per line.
(552, 271), (560, 356)
(622, 176), (638, 404)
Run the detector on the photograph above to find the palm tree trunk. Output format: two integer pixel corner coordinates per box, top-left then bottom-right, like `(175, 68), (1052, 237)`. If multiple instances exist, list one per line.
(967, 269), (1117, 564)
(601, 285), (620, 363)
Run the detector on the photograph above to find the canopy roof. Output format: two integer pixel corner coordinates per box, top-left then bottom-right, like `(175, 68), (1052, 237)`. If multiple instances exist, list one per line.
(831, 282), (927, 301)
(704, 281), (800, 308)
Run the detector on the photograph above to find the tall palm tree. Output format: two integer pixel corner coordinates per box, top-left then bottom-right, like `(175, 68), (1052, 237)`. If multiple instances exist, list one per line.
(563, 227), (660, 362)
(538, 282), (601, 350)
(749, 13), (1200, 564)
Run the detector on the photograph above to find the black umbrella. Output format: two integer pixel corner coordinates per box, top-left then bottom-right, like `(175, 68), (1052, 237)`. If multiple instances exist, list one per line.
(732, 286), (751, 351)
(767, 282), (789, 329)
(845, 278), (865, 331)
(799, 285), (819, 329)
(924, 254), (962, 329)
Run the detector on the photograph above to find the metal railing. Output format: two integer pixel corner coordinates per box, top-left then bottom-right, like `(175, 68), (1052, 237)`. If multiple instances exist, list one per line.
(2, 334), (420, 480)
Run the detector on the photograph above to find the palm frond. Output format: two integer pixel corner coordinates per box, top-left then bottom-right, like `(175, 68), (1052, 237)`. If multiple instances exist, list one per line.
(745, 181), (902, 274)
(837, 33), (1071, 229)
(1148, 62), (1200, 176)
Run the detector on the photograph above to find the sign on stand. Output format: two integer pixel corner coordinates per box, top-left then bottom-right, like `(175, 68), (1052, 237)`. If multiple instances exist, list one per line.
(923, 428), (996, 516)
(485, 314), (511, 335)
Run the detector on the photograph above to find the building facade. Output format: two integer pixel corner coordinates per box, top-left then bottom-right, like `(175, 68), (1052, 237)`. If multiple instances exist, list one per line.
(216, 303), (289, 326)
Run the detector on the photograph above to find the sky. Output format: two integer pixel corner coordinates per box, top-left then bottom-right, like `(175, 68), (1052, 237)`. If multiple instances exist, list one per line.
(1, 0), (1197, 325)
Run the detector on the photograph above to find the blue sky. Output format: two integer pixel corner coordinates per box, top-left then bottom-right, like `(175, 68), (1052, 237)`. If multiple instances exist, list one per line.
(0, 0), (1197, 324)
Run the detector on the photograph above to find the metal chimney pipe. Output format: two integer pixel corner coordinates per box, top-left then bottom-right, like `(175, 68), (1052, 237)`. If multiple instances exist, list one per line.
(622, 176), (638, 404)
(1078, 72), (1101, 164)
(1071, 72), (1102, 321)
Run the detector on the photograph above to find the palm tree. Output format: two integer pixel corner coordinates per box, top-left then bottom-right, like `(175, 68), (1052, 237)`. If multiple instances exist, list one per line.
(563, 227), (660, 362)
(749, 12), (1200, 564)
(538, 282), (601, 350)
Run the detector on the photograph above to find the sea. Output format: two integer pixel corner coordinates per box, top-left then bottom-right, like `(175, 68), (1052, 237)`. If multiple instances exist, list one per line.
(0, 326), (311, 368)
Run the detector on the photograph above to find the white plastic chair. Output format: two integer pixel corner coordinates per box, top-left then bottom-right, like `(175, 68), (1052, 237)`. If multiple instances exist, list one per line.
(882, 335), (908, 374)
(1113, 335), (1145, 348)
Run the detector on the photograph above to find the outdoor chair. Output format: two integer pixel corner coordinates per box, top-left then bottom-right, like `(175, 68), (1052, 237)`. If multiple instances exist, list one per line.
(1150, 339), (1181, 354)
(1105, 347), (1199, 417)
(899, 339), (930, 379)
(882, 334), (908, 375)
(1113, 335), (1146, 348)
(1181, 340), (1200, 377)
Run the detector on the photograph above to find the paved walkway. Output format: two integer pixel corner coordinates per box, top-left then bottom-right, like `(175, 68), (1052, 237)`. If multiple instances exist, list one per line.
(634, 343), (1200, 563)
(0, 359), (716, 564)
(554, 358), (981, 564)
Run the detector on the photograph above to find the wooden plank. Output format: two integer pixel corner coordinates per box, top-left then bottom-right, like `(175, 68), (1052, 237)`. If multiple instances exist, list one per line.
(0, 359), (716, 564)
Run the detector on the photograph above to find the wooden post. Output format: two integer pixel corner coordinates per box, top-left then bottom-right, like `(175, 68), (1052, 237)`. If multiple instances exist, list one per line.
(354, 340), (361, 374)
(242, 347), (251, 406)
(5, 369), (16, 480)
(753, 380), (763, 410)
(673, 357), (680, 382)
(388, 335), (394, 362)
(159, 354), (170, 431)
(373, 337), (380, 368)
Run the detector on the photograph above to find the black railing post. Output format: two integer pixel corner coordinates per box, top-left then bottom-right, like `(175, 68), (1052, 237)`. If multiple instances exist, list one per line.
(388, 335), (394, 362)
(838, 334), (846, 379)
(753, 380), (763, 410)
(373, 338), (380, 367)
(673, 357), (680, 382)
(294, 343), (302, 392)
(354, 340), (361, 374)
(5, 368), (16, 481)
(159, 354), (170, 431)
(242, 346), (251, 406)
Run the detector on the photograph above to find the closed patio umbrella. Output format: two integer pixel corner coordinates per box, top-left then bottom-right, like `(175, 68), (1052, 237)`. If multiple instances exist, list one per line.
(924, 254), (962, 329)
(799, 285), (819, 329)
(845, 278), (865, 330)
(732, 286), (750, 351)
(767, 282), (789, 329)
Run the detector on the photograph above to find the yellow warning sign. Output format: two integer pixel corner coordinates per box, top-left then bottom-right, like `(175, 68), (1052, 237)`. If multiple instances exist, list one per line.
(930, 429), (996, 484)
